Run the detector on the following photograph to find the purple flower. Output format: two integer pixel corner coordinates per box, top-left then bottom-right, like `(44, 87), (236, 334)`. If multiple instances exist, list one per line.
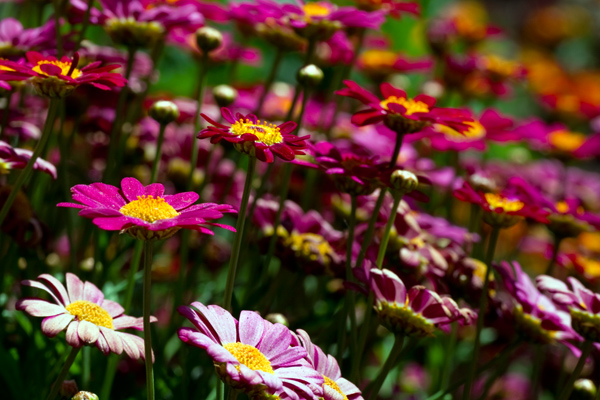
(0, 18), (58, 59)
(537, 275), (600, 342)
(178, 302), (324, 400)
(57, 177), (236, 240)
(293, 329), (363, 400)
(496, 261), (584, 354)
(369, 268), (474, 336)
(0, 140), (57, 178)
(16, 273), (153, 360)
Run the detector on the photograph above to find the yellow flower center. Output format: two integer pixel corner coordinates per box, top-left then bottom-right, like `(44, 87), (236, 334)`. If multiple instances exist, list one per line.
(65, 300), (114, 329)
(323, 376), (348, 400)
(0, 65), (14, 72)
(303, 3), (331, 18)
(434, 120), (486, 142)
(223, 342), (275, 374)
(548, 130), (586, 153)
(482, 55), (519, 78)
(230, 119), (283, 146)
(484, 193), (524, 212)
(579, 232), (600, 253)
(380, 96), (430, 116)
(32, 60), (82, 79)
(575, 255), (600, 279)
(119, 195), (180, 223)
(284, 231), (335, 265)
(555, 201), (583, 214)
(360, 50), (397, 69)
(0, 159), (11, 174)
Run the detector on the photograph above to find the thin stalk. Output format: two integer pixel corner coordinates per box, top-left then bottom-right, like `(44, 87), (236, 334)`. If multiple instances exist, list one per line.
(375, 192), (402, 269)
(529, 345), (544, 399)
(344, 196), (359, 368)
(367, 334), (405, 400)
(52, 0), (63, 58)
(104, 47), (136, 182)
(463, 226), (500, 400)
(143, 240), (155, 400)
(150, 122), (168, 183)
(262, 162), (293, 269)
(82, 346), (91, 389)
(254, 48), (283, 115)
(557, 340), (593, 400)
(545, 235), (563, 276)
(354, 188), (387, 271)
(100, 356), (119, 399)
(74, 0), (94, 52)
(0, 98), (58, 227)
(223, 156), (256, 311)
(389, 132), (404, 168)
(45, 346), (80, 400)
(439, 323), (458, 392)
(477, 342), (514, 400)
(0, 90), (13, 139)
(188, 51), (210, 190)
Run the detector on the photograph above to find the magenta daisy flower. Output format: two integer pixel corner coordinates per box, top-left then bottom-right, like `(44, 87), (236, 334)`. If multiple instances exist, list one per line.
(178, 302), (324, 400)
(293, 329), (363, 400)
(16, 273), (153, 360)
(57, 177), (236, 240)
(198, 107), (310, 163)
(336, 80), (473, 134)
(369, 268), (475, 337)
(0, 140), (57, 178)
(0, 51), (127, 98)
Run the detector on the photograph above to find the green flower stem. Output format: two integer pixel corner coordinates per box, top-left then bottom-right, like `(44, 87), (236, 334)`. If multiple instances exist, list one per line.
(439, 322), (458, 392)
(389, 132), (405, 168)
(100, 355), (119, 399)
(224, 156), (256, 311)
(188, 51), (210, 191)
(558, 340), (593, 400)
(545, 235), (563, 276)
(45, 346), (80, 400)
(426, 340), (521, 400)
(376, 192), (402, 269)
(82, 346), (91, 389)
(104, 47), (136, 182)
(52, 0), (63, 58)
(254, 48), (283, 115)
(354, 188), (387, 269)
(476, 341), (514, 400)
(367, 334), (405, 400)
(0, 89), (13, 139)
(143, 240), (155, 400)
(345, 196), (359, 365)
(463, 225), (500, 400)
(150, 122), (168, 183)
(0, 98), (59, 227)
(74, 0), (94, 52)
(262, 162), (293, 269)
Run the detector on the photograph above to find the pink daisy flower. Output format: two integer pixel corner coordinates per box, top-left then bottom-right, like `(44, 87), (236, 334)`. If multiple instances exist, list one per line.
(57, 177), (236, 241)
(16, 273), (153, 360)
(178, 302), (324, 400)
(0, 140), (57, 178)
(293, 329), (363, 400)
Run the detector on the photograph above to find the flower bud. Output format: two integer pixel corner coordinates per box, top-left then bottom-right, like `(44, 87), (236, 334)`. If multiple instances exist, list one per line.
(71, 391), (99, 400)
(59, 380), (79, 399)
(265, 313), (289, 326)
(195, 27), (223, 53)
(468, 173), (497, 193)
(297, 64), (324, 87)
(572, 379), (597, 400)
(212, 85), (238, 108)
(149, 100), (179, 125)
(390, 170), (419, 193)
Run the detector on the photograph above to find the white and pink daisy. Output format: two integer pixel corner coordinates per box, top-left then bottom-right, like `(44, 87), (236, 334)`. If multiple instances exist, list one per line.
(16, 273), (155, 360)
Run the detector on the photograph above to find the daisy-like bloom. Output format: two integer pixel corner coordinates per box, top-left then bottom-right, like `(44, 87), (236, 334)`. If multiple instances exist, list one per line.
(293, 329), (363, 400)
(69, 0), (204, 48)
(453, 181), (549, 228)
(0, 52), (127, 98)
(0, 140), (57, 178)
(406, 109), (515, 152)
(496, 261), (584, 354)
(178, 302), (324, 400)
(253, 198), (345, 277)
(0, 18), (58, 59)
(354, 0), (419, 19)
(369, 268), (475, 337)
(336, 80), (472, 135)
(357, 49), (432, 83)
(281, 1), (385, 40)
(16, 273), (153, 360)
(57, 177), (236, 241)
(198, 107), (309, 163)
(537, 275), (600, 343)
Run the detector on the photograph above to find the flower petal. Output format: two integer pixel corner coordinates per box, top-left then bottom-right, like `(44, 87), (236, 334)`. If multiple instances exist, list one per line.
(41, 314), (74, 337)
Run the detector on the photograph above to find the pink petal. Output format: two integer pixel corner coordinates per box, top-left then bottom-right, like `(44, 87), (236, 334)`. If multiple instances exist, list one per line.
(78, 320), (100, 344)
(66, 273), (84, 303)
(120, 177), (145, 202)
(16, 299), (66, 317)
(66, 320), (80, 347)
(100, 326), (123, 355)
(82, 281), (104, 304)
(41, 314), (74, 337)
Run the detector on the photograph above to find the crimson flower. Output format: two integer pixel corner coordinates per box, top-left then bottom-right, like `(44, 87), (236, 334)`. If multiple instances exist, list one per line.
(198, 107), (309, 163)
(336, 80), (472, 134)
